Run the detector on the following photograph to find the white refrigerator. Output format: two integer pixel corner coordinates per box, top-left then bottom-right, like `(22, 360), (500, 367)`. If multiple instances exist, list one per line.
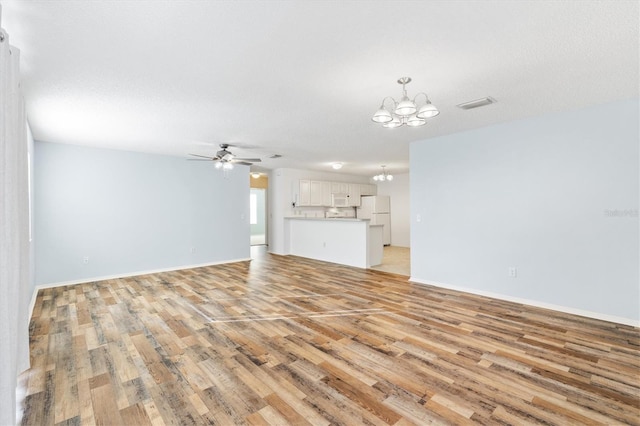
(358, 195), (391, 245)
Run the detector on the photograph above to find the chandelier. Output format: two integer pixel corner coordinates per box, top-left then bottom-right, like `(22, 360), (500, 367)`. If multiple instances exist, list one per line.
(371, 77), (440, 128)
(373, 166), (393, 181)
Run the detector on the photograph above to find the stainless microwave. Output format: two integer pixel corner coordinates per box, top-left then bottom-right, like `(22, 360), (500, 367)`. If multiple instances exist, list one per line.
(331, 193), (349, 207)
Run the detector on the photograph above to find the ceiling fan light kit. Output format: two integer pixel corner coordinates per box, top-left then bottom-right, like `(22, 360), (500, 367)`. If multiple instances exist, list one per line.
(372, 77), (440, 128)
(188, 144), (261, 173)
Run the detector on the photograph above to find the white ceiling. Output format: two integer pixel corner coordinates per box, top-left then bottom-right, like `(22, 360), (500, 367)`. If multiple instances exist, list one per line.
(1, 0), (638, 176)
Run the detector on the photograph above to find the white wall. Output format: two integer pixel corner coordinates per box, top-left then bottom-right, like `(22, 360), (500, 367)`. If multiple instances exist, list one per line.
(0, 27), (31, 423)
(268, 168), (370, 254)
(24, 124), (35, 353)
(35, 142), (250, 285)
(376, 173), (410, 247)
(410, 99), (639, 324)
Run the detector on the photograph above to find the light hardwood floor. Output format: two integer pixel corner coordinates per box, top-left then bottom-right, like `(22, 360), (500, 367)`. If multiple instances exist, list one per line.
(19, 251), (640, 425)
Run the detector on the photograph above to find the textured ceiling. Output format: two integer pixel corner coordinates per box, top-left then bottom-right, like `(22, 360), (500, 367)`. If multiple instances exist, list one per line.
(1, 0), (638, 176)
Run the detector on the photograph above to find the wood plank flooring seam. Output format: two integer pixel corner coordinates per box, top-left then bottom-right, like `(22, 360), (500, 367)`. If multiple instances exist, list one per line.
(19, 252), (640, 426)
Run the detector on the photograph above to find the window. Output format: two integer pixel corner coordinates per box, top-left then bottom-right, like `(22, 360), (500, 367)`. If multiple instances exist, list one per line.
(250, 193), (257, 225)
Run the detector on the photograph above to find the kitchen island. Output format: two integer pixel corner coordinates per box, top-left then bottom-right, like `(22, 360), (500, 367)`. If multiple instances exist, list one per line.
(283, 217), (383, 268)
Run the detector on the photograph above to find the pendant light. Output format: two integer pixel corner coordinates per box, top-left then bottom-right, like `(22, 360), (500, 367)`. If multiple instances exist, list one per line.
(372, 165), (393, 181)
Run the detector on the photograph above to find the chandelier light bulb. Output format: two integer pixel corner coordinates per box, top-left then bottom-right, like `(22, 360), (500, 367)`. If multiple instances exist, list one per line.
(395, 97), (417, 116)
(215, 161), (223, 169)
(372, 107), (393, 123)
(382, 115), (403, 129)
(223, 162), (234, 170)
(416, 102), (440, 119)
(407, 114), (426, 127)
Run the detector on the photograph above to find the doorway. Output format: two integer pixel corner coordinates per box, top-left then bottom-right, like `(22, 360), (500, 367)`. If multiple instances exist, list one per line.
(250, 187), (267, 246)
(368, 175), (411, 276)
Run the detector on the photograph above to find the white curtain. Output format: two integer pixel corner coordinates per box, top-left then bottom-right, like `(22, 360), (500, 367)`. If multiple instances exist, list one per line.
(0, 5), (30, 425)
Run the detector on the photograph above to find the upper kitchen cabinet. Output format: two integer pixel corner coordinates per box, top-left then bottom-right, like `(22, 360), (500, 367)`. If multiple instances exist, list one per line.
(310, 181), (323, 206)
(298, 179), (332, 206)
(348, 183), (361, 206)
(331, 182), (349, 194)
(360, 184), (377, 196)
(297, 179), (371, 207)
(298, 180), (311, 206)
(321, 181), (332, 206)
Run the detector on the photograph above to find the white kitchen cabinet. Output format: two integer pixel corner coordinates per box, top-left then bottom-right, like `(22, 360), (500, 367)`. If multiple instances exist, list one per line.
(321, 181), (333, 206)
(299, 180), (332, 206)
(298, 180), (311, 206)
(348, 183), (361, 206)
(310, 181), (323, 206)
(331, 182), (349, 194)
(360, 184), (377, 196)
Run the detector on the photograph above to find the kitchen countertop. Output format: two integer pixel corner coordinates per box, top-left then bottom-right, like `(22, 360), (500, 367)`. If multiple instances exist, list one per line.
(284, 216), (369, 221)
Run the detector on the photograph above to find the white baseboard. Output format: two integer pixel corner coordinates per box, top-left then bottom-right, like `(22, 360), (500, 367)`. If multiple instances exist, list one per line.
(28, 258), (251, 321)
(409, 277), (639, 328)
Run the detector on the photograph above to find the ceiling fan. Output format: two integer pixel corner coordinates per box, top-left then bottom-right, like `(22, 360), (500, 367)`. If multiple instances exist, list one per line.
(188, 144), (261, 169)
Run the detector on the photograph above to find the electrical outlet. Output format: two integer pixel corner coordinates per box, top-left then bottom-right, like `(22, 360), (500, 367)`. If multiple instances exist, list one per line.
(190, 247), (196, 254)
(508, 267), (517, 278)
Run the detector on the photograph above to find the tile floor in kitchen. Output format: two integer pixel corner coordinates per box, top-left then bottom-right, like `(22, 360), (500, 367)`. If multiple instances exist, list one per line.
(251, 244), (410, 276)
(370, 246), (410, 276)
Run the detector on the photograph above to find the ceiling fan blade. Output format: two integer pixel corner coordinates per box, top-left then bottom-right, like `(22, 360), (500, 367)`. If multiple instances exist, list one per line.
(234, 158), (262, 162)
(189, 153), (216, 159)
(235, 161), (253, 166)
(187, 158), (213, 161)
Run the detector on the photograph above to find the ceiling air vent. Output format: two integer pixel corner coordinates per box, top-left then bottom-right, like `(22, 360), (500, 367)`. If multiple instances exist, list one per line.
(269, 154), (282, 159)
(457, 97), (497, 110)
